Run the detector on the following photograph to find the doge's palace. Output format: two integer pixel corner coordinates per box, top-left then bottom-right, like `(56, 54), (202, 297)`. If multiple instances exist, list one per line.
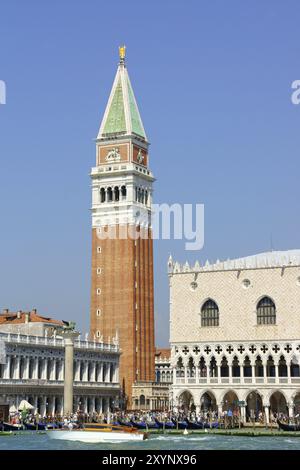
(169, 250), (300, 423)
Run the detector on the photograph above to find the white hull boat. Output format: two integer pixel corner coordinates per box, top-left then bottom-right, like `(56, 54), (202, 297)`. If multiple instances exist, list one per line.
(47, 424), (146, 443)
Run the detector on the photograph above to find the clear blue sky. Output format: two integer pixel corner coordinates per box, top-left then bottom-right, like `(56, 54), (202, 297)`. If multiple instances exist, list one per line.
(0, 1), (299, 346)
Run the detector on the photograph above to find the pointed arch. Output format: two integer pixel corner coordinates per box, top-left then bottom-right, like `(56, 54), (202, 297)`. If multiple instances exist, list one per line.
(201, 299), (219, 327)
(257, 296), (276, 325)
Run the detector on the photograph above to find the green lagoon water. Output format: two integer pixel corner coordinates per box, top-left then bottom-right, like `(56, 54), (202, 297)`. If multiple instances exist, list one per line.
(0, 433), (300, 450)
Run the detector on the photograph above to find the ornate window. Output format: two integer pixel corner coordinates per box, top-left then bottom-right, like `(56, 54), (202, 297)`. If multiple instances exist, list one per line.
(201, 299), (219, 327)
(257, 296), (276, 325)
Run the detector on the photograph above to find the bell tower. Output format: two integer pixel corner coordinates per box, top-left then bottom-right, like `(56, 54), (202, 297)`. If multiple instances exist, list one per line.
(90, 47), (155, 407)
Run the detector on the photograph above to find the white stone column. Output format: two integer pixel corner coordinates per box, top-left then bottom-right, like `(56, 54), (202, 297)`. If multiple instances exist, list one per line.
(13, 356), (20, 379)
(23, 357), (30, 379)
(33, 396), (38, 412)
(74, 361), (80, 381)
(49, 396), (55, 417)
(216, 363), (221, 383)
(240, 362), (244, 383)
(115, 363), (119, 383)
(40, 397), (47, 417)
(97, 397), (102, 413)
(63, 333), (78, 416)
(4, 355), (11, 379)
(50, 359), (56, 381)
(287, 360), (291, 383)
(263, 362), (268, 384)
(83, 396), (88, 414)
(104, 397), (109, 413)
(33, 357), (39, 379)
(90, 396), (96, 413)
(57, 397), (63, 416)
(240, 405), (246, 423)
(41, 358), (47, 380)
(82, 362), (88, 382)
(184, 365), (187, 383)
(288, 402), (294, 419)
(264, 405), (270, 424)
(274, 361), (279, 383)
(228, 361), (233, 382)
(105, 363), (110, 382)
(97, 363), (103, 382)
(251, 364), (255, 382)
(59, 360), (64, 380)
(90, 362), (96, 382)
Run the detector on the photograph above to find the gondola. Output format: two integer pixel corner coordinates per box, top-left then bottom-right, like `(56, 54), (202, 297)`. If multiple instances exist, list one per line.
(130, 420), (147, 429)
(117, 419), (134, 427)
(171, 418), (188, 429)
(277, 419), (300, 432)
(186, 419), (203, 430)
(24, 422), (48, 431)
(130, 419), (158, 429)
(154, 418), (175, 429)
(3, 422), (23, 431)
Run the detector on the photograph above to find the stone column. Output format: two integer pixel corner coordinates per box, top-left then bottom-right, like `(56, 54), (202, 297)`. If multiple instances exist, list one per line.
(240, 405), (246, 423)
(97, 363), (103, 382)
(184, 365), (187, 383)
(49, 396), (55, 417)
(274, 361), (279, 383)
(103, 397), (109, 413)
(41, 358), (47, 380)
(288, 402), (294, 420)
(228, 361), (233, 382)
(50, 359), (56, 381)
(82, 362), (88, 382)
(59, 360), (64, 380)
(74, 361), (80, 381)
(99, 397), (103, 413)
(264, 405), (270, 424)
(22, 357), (29, 380)
(13, 356), (20, 379)
(287, 361), (291, 383)
(115, 363), (119, 383)
(33, 396), (38, 412)
(240, 363), (244, 382)
(83, 396), (88, 414)
(33, 357), (39, 379)
(57, 397), (63, 416)
(251, 364), (255, 382)
(63, 331), (79, 416)
(4, 355), (11, 379)
(90, 396), (96, 413)
(40, 397), (47, 417)
(216, 364), (221, 382)
(90, 362), (96, 382)
(263, 362), (268, 384)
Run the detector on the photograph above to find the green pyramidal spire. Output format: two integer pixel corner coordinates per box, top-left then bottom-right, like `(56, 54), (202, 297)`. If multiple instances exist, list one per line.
(97, 48), (147, 140)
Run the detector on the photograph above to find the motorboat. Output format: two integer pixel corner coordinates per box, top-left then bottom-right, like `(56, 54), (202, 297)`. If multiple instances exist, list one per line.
(47, 423), (147, 442)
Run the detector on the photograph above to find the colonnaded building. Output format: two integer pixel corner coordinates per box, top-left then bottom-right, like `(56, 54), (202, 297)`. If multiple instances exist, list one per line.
(0, 309), (120, 416)
(169, 250), (300, 423)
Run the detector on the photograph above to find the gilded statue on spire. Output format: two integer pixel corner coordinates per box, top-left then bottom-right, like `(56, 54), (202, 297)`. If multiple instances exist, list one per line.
(119, 45), (126, 61)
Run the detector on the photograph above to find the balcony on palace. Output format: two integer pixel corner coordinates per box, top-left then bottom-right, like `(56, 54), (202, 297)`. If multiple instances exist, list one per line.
(174, 375), (300, 386)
